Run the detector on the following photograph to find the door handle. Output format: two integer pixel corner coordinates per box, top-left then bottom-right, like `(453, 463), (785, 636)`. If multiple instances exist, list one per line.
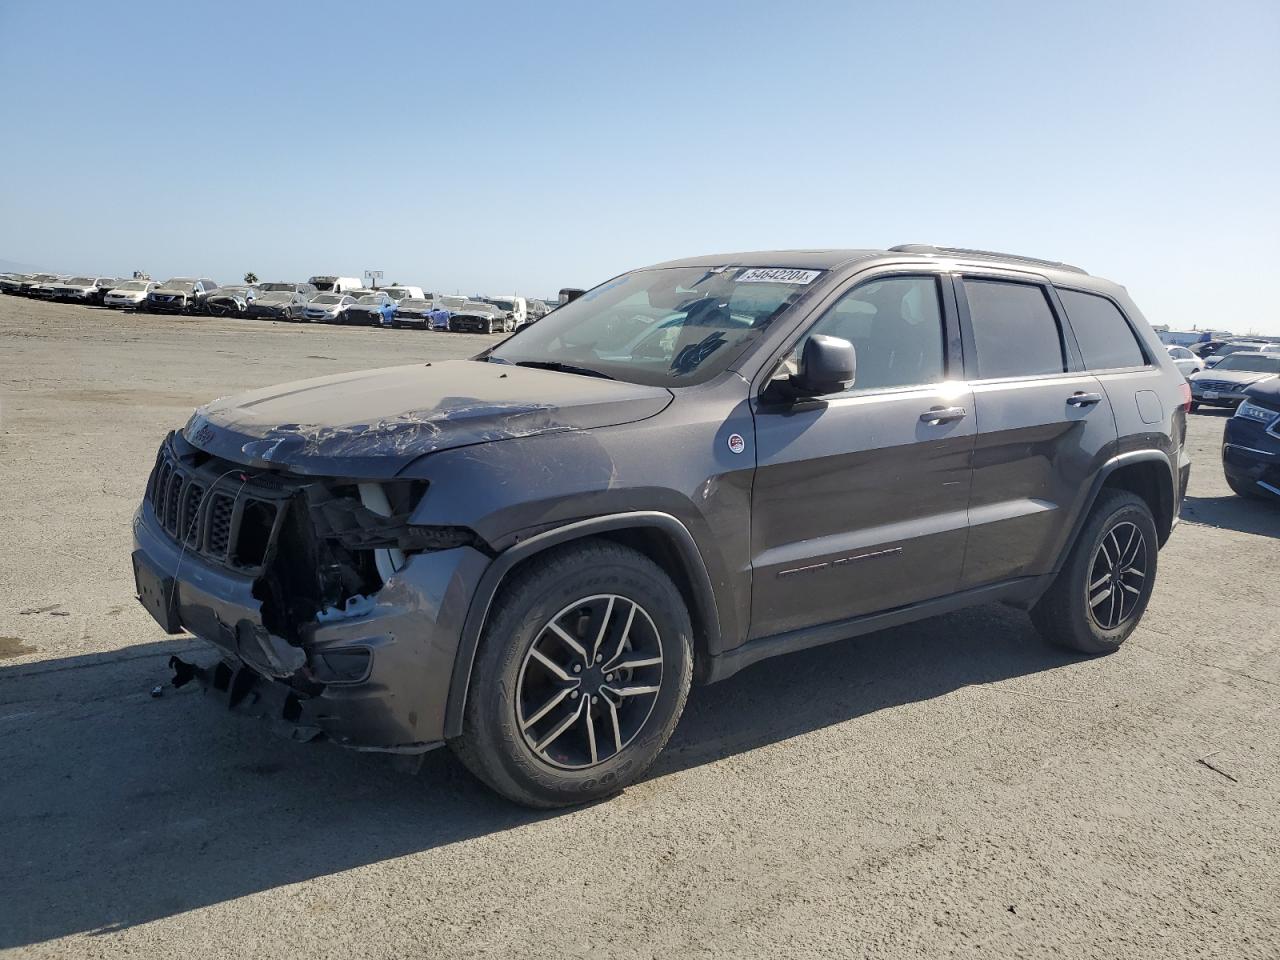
(1067, 392), (1103, 407)
(920, 406), (967, 424)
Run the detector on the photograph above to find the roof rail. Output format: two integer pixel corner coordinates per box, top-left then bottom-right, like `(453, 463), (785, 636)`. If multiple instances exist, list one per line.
(888, 244), (1088, 275)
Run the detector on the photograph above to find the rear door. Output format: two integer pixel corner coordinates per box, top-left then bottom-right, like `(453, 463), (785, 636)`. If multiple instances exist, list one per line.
(956, 273), (1118, 589)
(748, 271), (975, 639)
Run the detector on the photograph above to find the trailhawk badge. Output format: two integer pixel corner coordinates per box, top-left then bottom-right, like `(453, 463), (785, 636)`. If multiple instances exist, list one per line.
(727, 433), (746, 455)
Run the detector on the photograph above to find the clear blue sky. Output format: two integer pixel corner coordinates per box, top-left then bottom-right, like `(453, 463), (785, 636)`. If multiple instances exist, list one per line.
(2, 0), (1277, 332)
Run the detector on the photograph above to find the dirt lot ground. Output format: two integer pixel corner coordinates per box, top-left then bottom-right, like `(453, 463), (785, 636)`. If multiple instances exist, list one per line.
(1, 294), (1277, 959)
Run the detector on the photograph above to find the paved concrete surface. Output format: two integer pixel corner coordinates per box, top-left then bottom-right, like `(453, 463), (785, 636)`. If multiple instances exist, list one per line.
(1, 295), (1277, 959)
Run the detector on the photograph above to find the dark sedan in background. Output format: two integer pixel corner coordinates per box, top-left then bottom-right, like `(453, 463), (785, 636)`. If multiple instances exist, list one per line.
(1189, 353), (1280, 410)
(247, 290), (308, 321)
(1223, 376), (1280, 501)
(203, 285), (259, 317)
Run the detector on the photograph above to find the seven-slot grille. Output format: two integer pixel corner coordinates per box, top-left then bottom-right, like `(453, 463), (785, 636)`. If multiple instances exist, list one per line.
(146, 444), (288, 572)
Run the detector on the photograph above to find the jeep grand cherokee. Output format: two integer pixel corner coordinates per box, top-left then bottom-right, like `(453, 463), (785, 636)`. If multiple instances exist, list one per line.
(132, 245), (1191, 807)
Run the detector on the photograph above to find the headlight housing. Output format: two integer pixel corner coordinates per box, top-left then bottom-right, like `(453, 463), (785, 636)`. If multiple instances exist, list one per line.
(1235, 399), (1279, 425)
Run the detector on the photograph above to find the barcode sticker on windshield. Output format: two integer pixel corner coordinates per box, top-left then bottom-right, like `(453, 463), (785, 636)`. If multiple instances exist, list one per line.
(736, 268), (821, 284)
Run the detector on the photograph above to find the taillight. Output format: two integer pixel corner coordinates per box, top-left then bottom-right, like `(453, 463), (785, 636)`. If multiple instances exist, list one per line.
(1179, 381), (1192, 411)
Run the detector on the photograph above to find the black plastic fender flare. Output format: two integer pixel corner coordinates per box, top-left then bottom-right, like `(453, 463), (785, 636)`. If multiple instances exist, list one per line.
(1052, 449), (1177, 576)
(442, 510), (722, 740)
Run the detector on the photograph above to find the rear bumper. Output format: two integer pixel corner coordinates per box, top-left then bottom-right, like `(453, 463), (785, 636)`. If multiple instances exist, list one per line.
(132, 502), (492, 750)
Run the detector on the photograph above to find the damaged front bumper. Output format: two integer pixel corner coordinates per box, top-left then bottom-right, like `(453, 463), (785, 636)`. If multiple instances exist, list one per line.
(132, 467), (492, 753)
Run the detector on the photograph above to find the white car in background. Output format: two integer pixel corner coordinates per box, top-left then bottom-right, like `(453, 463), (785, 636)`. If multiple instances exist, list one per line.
(302, 293), (356, 323)
(104, 280), (158, 309)
(1165, 344), (1204, 378)
(382, 285), (427, 302)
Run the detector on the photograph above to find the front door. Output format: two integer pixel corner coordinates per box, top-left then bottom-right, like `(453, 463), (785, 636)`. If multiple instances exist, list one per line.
(748, 272), (974, 640)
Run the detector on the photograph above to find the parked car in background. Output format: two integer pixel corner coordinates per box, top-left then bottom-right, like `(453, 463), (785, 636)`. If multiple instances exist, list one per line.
(1222, 376), (1280, 500)
(482, 295), (529, 329)
(29, 278), (64, 299)
(557, 287), (585, 305)
(15, 274), (61, 296)
(258, 281), (318, 297)
(390, 297), (439, 329)
(247, 290), (308, 321)
(1189, 353), (1280, 410)
(0, 273), (28, 294)
(104, 280), (159, 309)
(204, 285), (259, 317)
(302, 293), (356, 323)
(450, 300), (511, 334)
(48, 276), (114, 303)
(1165, 345), (1204, 378)
(144, 278), (218, 314)
(382, 285), (426, 302)
(308, 275), (363, 294)
(345, 291), (397, 326)
(1204, 340), (1274, 368)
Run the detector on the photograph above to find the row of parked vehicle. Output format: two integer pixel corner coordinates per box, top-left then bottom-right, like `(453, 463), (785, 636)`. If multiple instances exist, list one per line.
(1161, 338), (1280, 411)
(0, 271), (572, 334)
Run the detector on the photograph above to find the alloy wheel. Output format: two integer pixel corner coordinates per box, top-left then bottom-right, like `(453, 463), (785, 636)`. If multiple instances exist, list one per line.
(515, 594), (663, 770)
(1086, 521), (1148, 630)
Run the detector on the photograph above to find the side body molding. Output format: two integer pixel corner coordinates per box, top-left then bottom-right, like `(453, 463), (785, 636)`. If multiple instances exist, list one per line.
(442, 511), (722, 739)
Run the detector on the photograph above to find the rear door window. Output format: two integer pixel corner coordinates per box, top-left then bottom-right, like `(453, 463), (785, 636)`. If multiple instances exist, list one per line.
(1057, 288), (1146, 370)
(963, 279), (1065, 379)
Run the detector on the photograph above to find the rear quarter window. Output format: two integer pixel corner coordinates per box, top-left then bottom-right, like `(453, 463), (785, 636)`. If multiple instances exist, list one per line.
(1057, 288), (1147, 370)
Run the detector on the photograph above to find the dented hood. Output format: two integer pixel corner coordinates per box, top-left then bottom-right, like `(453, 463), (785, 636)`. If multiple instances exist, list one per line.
(184, 359), (673, 478)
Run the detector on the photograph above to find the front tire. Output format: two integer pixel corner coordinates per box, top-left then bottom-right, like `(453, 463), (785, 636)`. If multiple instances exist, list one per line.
(451, 540), (693, 808)
(1031, 489), (1158, 654)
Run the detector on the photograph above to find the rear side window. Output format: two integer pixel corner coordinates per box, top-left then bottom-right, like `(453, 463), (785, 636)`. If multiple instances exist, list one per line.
(1057, 289), (1146, 370)
(964, 279), (1064, 379)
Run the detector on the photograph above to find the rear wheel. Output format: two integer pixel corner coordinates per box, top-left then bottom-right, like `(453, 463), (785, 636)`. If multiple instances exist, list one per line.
(1031, 489), (1158, 654)
(451, 540), (693, 808)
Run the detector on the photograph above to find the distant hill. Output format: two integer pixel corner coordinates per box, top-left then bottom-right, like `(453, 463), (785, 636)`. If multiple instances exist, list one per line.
(0, 257), (44, 274)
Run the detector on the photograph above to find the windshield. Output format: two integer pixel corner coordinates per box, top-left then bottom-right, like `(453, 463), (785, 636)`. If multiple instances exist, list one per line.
(217, 286), (250, 296)
(311, 278), (336, 291)
(161, 280), (196, 292)
(258, 282), (294, 292)
(440, 296), (467, 311)
(486, 299), (515, 311)
(1214, 355), (1280, 373)
(399, 299), (432, 309)
(117, 281), (149, 291)
(66, 277), (94, 285)
(313, 294), (345, 304)
(258, 291), (293, 303)
(489, 266), (823, 386)
(357, 295), (384, 304)
(385, 289), (411, 300)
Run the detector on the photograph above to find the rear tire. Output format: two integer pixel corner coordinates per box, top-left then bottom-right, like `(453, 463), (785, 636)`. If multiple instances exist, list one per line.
(451, 540), (693, 808)
(1031, 489), (1158, 655)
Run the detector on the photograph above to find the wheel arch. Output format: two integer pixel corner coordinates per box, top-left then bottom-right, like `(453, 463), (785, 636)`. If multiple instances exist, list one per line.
(1058, 451), (1177, 572)
(442, 511), (722, 739)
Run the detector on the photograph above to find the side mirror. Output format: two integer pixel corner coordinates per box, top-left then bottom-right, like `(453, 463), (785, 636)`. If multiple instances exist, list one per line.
(794, 334), (856, 396)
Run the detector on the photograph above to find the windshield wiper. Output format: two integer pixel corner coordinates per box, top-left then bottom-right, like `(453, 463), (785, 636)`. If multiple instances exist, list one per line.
(513, 360), (615, 380)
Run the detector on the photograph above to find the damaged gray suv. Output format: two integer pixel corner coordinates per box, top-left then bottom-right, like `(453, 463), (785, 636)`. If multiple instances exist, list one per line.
(133, 246), (1191, 807)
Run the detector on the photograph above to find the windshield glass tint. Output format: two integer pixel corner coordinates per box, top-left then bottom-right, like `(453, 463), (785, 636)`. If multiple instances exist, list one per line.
(400, 299), (431, 309)
(164, 281), (196, 292)
(489, 266), (822, 386)
(258, 292), (292, 302)
(118, 281), (148, 291)
(313, 294), (344, 304)
(1215, 355), (1280, 373)
(357, 295), (383, 304)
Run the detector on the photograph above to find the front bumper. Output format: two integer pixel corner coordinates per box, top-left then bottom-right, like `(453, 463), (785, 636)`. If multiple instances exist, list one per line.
(132, 500), (491, 751)
(1223, 418), (1280, 499)
(147, 297), (190, 313)
(1191, 384), (1250, 406)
